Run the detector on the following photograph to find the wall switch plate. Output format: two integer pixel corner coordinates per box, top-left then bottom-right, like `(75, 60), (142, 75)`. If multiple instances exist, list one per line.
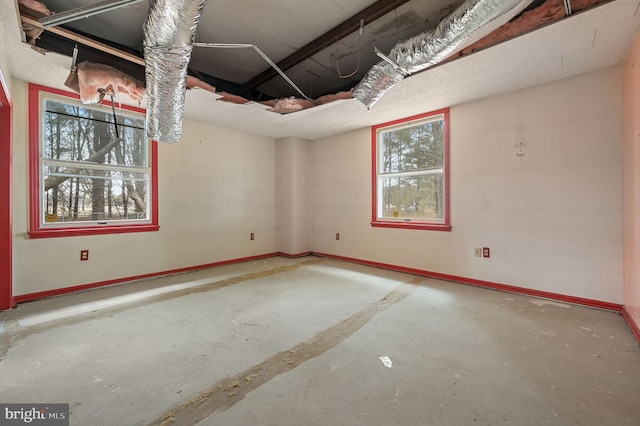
(80, 250), (89, 261)
(483, 247), (490, 258)
(474, 247), (482, 257)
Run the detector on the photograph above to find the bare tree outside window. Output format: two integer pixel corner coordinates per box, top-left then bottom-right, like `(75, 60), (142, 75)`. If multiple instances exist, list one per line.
(378, 114), (446, 221)
(41, 97), (149, 225)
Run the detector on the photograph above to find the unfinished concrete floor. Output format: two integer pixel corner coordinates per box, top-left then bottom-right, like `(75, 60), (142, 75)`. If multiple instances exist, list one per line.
(1, 256), (639, 425)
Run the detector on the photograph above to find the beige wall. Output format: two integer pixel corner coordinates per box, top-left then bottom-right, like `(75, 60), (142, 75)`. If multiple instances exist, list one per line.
(312, 67), (624, 303)
(9, 65), (628, 305)
(623, 32), (640, 328)
(276, 137), (313, 255)
(11, 79), (277, 296)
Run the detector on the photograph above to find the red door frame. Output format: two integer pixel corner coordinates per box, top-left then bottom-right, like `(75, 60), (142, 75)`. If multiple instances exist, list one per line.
(0, 67), (14, 310)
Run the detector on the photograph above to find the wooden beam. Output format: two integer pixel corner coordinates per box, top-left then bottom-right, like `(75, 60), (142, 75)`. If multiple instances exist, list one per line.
(240, 0), (412, 93)
(20, 14), (145, 66)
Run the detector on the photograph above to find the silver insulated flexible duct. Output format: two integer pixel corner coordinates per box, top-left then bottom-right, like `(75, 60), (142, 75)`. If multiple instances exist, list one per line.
(144, 0), (207, 143)
(353, 0), (534, 109)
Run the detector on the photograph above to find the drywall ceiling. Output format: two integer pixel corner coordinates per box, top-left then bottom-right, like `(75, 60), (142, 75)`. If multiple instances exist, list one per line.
(1, 0), (639, 140)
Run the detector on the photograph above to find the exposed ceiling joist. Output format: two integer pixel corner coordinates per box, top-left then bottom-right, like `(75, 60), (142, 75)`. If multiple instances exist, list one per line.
(17, 0), (613, 108)
(21, 14), (145, 66)
(20, 9), (267, 101)
(240, 0), (413, 94)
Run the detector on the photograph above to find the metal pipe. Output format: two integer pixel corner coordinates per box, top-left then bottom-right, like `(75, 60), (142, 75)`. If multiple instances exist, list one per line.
(193, 42), (312, 101)
(354, 0), (534, 109)
(564, 0), (573, 16)
(143, 0), (207, 143)
(40, 0), (145, 28)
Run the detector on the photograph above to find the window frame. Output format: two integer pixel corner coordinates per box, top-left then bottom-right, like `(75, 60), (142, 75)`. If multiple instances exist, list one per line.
(371, 108), (451, 231)
(28, 83), (159, 239)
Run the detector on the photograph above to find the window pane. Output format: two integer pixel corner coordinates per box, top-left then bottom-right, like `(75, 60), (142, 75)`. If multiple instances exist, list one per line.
(41, 95), (150, 226)
(381, 174), (444, 220)
(31, 85), (157, 237)
(42, 175), (148, 223)
(43, 99), (147, 167)
(379, 117), (445, 173)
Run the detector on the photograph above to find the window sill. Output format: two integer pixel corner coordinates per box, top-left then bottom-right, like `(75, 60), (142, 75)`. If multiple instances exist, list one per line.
(371, 221), (452, 232)
(29, 224), (160, 239)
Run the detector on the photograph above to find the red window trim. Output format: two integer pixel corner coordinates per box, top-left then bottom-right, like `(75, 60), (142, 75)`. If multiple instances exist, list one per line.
(28, 83), (159, 238)
(371, 108), (451, 231)
(1, 67), (14, 310)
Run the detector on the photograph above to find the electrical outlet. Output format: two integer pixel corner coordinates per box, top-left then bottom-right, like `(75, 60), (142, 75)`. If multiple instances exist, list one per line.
(80, 250), (89, 261)
(250, 233), (254, 240)
(483, 247), (490, 258)
(474, 247), (482, 257)
(336, 233), (340, 240)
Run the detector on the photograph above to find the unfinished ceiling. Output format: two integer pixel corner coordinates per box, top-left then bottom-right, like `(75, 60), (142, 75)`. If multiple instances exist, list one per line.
(18, 0), (479, 101)
(2, 0), (640, 139)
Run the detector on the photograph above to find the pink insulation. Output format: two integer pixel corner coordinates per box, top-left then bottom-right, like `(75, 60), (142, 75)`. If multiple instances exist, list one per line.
(18, 0), (52, 44)
(18, 0), (52, 15)
(181, 76), (353, 113)
(316, 91), (354, 105)
(261, 98), (317, 114)
(76, 61), (145, 104)
(218, 92), (250, 104)
(186, 75), (217, 94)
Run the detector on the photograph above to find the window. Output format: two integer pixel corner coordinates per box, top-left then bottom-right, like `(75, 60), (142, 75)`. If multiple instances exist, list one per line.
(371, 108), (450, 231)
(29, 84), (158, 238)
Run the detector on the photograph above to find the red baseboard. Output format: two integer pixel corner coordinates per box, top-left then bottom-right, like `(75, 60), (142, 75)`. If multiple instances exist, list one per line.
(312, 251), (624, 312)
(278, 251), (312, 259)
(12, 250), (636, 346)
(622, 306), (640, 346)
(13, 252), (280, 304)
